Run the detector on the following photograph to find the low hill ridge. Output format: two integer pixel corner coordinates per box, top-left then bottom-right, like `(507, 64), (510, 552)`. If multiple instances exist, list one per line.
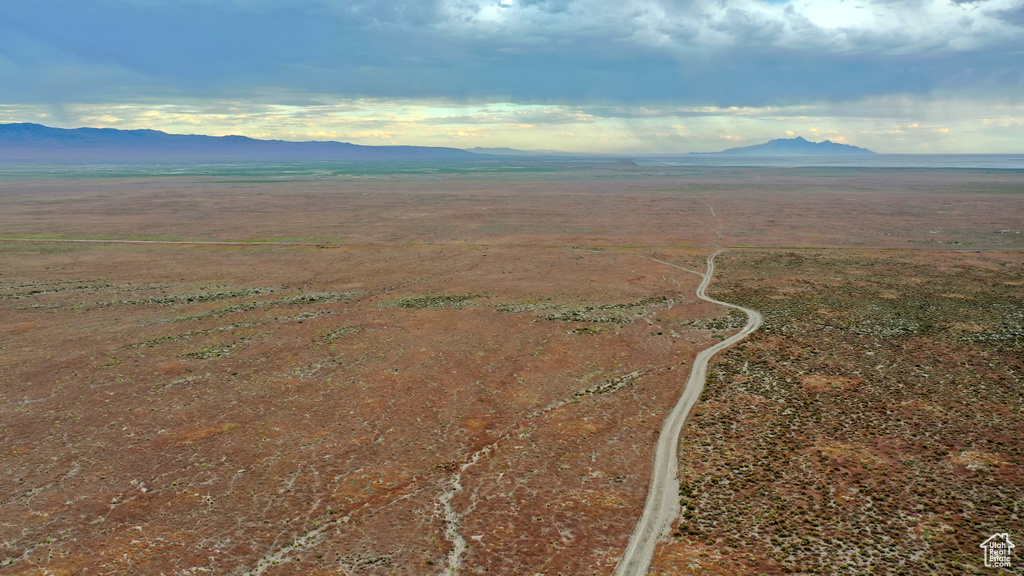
(0, 123), (478, 161)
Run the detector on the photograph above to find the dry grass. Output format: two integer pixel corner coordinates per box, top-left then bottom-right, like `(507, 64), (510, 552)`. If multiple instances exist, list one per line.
(654, 250), (1024, 575)
(1, 166), (1022, 574)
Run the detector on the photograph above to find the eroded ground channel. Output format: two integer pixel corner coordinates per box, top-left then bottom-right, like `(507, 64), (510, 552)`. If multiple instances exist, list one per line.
(2, 167), (1023, 575)
(0, 241), (743, 575)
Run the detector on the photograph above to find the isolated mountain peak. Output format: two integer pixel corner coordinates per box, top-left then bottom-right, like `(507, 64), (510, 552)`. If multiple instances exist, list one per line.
(696, 136), (874, 155)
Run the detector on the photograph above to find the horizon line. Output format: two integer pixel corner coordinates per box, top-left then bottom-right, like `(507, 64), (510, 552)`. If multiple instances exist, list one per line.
(3, 121), (1023, 156)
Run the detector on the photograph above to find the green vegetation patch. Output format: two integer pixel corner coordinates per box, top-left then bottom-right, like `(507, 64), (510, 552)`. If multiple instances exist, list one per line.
(571, 371), (643, 398)
(131, 311), (331, 349)
(682, 309), (748, 331)
(93, 287), (275, 308)
(182, 343), (237, 360)
(381, 294), (481, 309)
(541, 296), (667, 323)
(322, 324), (359, 341)
(568, 326), (608, 335)
(174, 291), (360, 321)
(274, 291), (360, 305)
(494, 301), (553, 314)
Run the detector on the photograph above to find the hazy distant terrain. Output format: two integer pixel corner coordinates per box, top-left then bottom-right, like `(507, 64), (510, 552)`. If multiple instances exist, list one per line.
(0, 124), (878, 163)
(694, 136), (875, 155)
(0, 123), (479, 161)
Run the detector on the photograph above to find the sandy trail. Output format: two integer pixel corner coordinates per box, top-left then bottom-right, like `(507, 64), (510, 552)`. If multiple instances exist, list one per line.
(614, 250), (762, 576)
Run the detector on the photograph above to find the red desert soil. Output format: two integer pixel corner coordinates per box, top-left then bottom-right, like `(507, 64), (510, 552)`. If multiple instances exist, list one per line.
(650, 250), (1024, 575)
(1, 166), (1022, 574)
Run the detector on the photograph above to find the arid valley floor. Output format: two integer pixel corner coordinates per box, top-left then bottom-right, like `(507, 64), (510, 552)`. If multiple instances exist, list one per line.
(1, 165), (1022, 575)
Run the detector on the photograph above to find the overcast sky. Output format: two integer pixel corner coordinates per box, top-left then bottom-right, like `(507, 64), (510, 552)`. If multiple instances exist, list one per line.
(2, 0), (1023, 153)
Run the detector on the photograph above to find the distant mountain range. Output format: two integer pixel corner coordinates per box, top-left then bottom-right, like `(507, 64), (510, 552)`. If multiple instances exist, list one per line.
(0, 123), (479, 161)
(465, 147), (599, 158)
(469, 137), (875, 157)
(467, 147), (569, 156)
(696, 136), (874, 155)
(0, 124), (876, 161)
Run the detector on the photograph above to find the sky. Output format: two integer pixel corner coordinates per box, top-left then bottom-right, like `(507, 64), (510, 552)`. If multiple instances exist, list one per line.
(1, 0), (1023, 153)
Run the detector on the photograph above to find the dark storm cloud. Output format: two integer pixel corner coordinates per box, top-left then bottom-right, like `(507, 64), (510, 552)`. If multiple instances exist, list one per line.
(995, 4), (1024, 24)
(1, 0), (1022, 106)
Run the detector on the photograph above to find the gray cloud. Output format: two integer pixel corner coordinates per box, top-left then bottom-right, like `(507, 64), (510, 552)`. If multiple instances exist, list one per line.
(518, 0), (575, 13)
(0, 0), (1022, 109)
(994, 4), (1024, 25)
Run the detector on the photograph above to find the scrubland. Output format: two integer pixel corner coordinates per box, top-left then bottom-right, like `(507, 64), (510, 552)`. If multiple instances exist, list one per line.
(0, 165), (1022, 574)
(652, 251), (1024, 575)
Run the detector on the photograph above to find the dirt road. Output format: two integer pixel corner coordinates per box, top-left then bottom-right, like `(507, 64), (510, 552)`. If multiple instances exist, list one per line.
(615, 250), (762, 576)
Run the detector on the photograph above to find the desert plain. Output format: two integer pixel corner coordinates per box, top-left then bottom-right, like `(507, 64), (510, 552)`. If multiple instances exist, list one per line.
(0, 164), (1022, 575)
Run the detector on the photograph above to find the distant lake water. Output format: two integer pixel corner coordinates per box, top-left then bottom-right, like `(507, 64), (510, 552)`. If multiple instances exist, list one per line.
(635, 154), (1024, 170)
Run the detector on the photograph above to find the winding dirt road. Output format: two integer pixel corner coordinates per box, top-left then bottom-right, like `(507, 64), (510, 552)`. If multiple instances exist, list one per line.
(6, 236), (759, 574)
(615, 250), (762, 576)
